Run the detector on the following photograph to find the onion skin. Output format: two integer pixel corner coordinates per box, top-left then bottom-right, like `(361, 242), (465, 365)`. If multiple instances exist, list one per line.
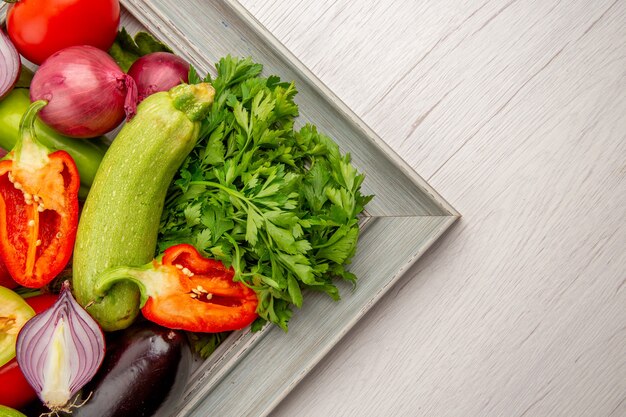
(128, 52), (190, 102)
(0, 29), (21, 100)
(30, 46), (137, 139)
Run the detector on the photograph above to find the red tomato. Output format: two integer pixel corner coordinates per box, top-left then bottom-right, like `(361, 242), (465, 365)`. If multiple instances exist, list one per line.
(6, 0), (120, 65)
(0, 293), (57, 409)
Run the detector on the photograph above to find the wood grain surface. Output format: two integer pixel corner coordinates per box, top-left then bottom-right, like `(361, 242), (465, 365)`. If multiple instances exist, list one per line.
(236, 0), (626, 416)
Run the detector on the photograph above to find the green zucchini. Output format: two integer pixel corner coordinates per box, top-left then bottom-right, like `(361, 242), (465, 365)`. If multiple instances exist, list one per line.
(0, 405), (27, 417)
(73, 83), (215, 331)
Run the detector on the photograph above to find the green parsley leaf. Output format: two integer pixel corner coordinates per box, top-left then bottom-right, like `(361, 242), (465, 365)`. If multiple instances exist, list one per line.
(159, 56), (372, 333)
(187, 332), (228, 359)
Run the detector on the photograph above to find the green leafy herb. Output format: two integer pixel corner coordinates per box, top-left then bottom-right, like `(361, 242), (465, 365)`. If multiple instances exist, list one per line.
(159, 56), (372, 332)
(109, 28), (173, 72)
(187, 332), (229, 359)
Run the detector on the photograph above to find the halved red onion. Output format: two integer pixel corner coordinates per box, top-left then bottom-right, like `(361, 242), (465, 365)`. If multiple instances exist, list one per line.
(127, 52), (190, 102)
(0, 28), (20, 100)
(15, 281), (105, 411)
(30, 45), (137, 138)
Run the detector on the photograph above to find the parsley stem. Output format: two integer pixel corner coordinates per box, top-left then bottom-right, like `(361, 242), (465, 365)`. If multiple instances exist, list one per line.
(164, 189), (181, 207)
(189, 180), (250, 202)
(189, 180), (265, 218)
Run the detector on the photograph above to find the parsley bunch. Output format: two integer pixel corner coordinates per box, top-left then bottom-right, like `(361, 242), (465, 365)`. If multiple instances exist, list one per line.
(158, 56), (372, 332)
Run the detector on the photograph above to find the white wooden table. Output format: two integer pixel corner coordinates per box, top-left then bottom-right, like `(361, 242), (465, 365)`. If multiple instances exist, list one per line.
(237, 1), (626, 416)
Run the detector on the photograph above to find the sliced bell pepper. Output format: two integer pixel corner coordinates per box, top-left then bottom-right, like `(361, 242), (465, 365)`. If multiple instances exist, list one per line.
(94, 244), (259, 333)
(0, 100), (79, 288)
(0, 260), (17, 289)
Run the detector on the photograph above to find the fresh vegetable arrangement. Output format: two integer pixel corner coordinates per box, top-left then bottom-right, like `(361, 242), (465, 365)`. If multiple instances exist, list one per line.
(0, 0), (371, 414)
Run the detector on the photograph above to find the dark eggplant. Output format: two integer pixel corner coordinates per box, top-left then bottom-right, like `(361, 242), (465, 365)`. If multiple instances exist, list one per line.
(70, 322), (191, 417)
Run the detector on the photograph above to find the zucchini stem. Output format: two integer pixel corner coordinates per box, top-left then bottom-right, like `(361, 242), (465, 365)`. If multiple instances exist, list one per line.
(169, 83), (216, 122)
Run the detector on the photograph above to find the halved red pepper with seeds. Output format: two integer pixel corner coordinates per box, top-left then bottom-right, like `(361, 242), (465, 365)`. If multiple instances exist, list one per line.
(94, 244), (258, 332)
(0, 100), (79, 288)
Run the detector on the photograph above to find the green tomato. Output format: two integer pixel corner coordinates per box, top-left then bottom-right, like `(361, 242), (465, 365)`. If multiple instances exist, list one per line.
(0, 286), (35, 367)
(0, 405), (27, 417)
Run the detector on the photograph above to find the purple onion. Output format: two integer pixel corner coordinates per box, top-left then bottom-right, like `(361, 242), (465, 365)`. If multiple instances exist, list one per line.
(30, 45), (137, 139)
(16, 281), (105, 411)
(0, 28), (20, 100)
(128, 52), (190, 102)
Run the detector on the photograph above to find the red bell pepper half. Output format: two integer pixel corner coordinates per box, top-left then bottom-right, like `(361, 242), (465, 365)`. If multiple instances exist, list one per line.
(95, 244), (259, 333)
(0, 100), (79, 288)
(0, 260), (17, 289)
